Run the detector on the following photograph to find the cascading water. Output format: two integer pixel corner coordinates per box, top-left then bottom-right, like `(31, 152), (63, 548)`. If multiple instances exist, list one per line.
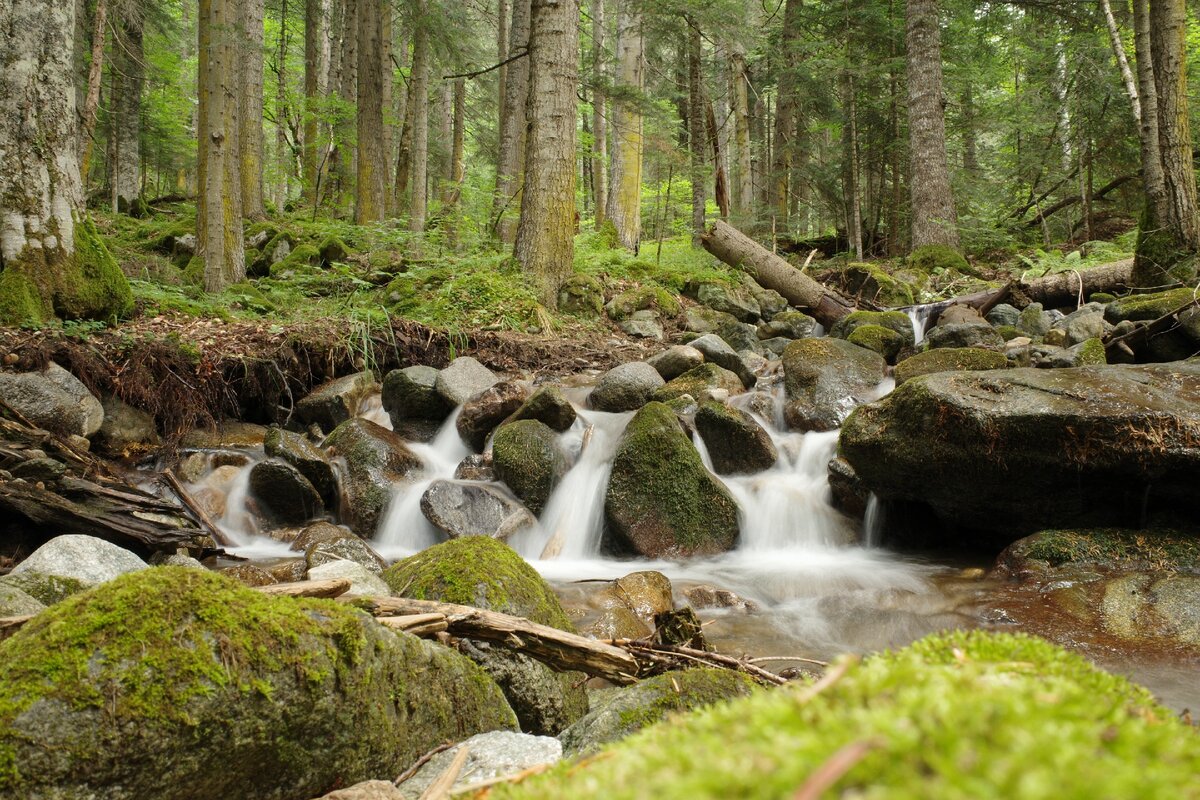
(905, 305), (935, 345)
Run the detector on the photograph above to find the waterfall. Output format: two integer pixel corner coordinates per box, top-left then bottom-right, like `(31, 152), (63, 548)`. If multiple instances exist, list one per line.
(905, 305), (935, 345)
(863, 493), (884, 548)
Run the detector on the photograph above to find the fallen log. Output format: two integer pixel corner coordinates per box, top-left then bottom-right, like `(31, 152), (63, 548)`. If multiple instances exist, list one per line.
(349, 595), (641, 684)
(377, 613), (450, 637)
(701, 220), (857, 327)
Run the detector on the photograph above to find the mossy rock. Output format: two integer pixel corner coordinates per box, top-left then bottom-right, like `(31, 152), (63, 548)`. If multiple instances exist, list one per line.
(382, 538), (587, 735)
(557, 274), (605, 316)
(269, 244), (322, 278)
(322, 418), (422, 537)
(693, 402), (778, 475)
(491, 420), (567, 516)
(893, 347), (1009, 385)
(907, 243), (977, 277)
(489, 631), (1200, 800)
(847, 324), (906, 362)
(781, 338), (887, 432)
(0, 567), (516, 799)
(318, 236), (351, 267)
(559, 668), (758, 757)
(0, 582), (46, 616)
(996, 528), (1200, 577)
(651, 364), (744, 403)
(604, 402), (740, 558)
(995, 324), (1023, 341)
(1133, 208), (1199, 288)
(1104, 287), (1199, 324)
(0, 573), (86, 606)
(841, 262), (917, 307)
(829, 310), (915, 349)
(1073, 337), (1107, 366)
(505, 386), (577, 432)
(605, 286), (681, 321)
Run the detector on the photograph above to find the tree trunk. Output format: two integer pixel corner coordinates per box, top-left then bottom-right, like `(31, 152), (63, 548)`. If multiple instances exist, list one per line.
(275, 0), (291, 209)
(1100, 0), (1140, 125)
(730, 43), (754, 222)
(841, 70), (863, 260)
(79, 0), (108, 185)
(408, 0), (429, 232)
(605, 1), (644, 251)
(687, 20), (706, 244)
(591, 0), (607, 228)
(239, 0), (267, 220)
(443, 77), (466, 245)
(702, 222), (855, 325)
(771, 0), (802, 226)
(332, 0), (358, 206)
(1133, 0), (1200, 287)
(905, 0), (959, 249)
(497, 0), (510, 152)
(355, 0), (386, 223)
(197, 0), (246, 292)
(303, 0), (321, 204)
(1131, 0), (1165, 225)
(513, 0), (579, 307)
(113, 16), (145, 216)
(492, 0), (530, 241)
(0, 0), (131, 326)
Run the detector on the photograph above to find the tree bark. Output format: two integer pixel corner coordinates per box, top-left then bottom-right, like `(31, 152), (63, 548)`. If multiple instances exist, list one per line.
(730, 43), (754, 222)
(443, 77), (466, 245)
(408, 0), (430, 232)
(198, 0), (246, 292)
(905, 0), (959, 249)
(113, 16), (145, 216)
(303, 0), (322, 204)
(1100, 0), (1140, 125)
(771, 0), (802, 226)
(275, 0), (291, 209)
(355, 0), (386, 223)
(687, 20), (706, 244)
(497, 0), (510, 151)
(239, 0), (267, 220)
(331, 0), (358, 205)
(605, 1), (644, 251)
(492, 0), (530, 241)
(701, 221), (855, 326)
(514, 0), (579, 307)
(79, 0), (108, 185)
(0, 0), (130, 325)
(591, 0), (607, 228)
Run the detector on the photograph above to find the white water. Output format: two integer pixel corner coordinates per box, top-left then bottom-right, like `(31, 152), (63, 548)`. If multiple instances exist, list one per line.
(906, 305), (935, 345)
(863, 493), (884, 548)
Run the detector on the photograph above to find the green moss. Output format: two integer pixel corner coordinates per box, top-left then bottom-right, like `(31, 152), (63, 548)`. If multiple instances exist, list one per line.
(1090, 292), (1117, 304)
(491, 420), (566, 515)
(0, 573), (86, 605)
(182, 254), (205, 286)
(269, 244), (321, 277)
(893, 347), (1009, 385)
(0, 268), (48, 326)
(605, 285), (682, 320)
(907, 243), (975, 276)
(382, 537), (575, 631)
(491, 631), (1200, 800)
(1104, 287), (1199, 323)
(995, 324), (1023, 341)
(830, 310), (915, 347)
(557, 274), (605, 316)
(1001, 529), (1200, 573)
(847, 324), (905, 362)
(57, 217), (134, 322)
(1075, 337), (1107, 366)
(318, 235), (351, 266)
(1133, 208), (1199, 287)
(842, 262), (916, 307)
(652, 364), (743, 403)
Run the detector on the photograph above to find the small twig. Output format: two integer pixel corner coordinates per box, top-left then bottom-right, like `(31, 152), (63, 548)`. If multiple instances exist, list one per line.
(394, 742), (457, 786)
(420, 745), (471, 800)
(792, 655), (858, 706)
(450, 763), (552, 795)
(747, 656), (830, 667)
(791, 737), (883, 800)
(443, 48), (528, 80)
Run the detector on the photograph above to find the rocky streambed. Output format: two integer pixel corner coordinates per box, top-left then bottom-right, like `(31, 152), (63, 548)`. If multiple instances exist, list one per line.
(2, 281), (1200, 797)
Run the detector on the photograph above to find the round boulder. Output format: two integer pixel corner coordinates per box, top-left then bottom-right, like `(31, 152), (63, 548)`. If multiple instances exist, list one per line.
(491, 420), (567, 516)
(420, 480), (537, 541)
(588, 362), (665, 413)
(694, 402), (778, 475)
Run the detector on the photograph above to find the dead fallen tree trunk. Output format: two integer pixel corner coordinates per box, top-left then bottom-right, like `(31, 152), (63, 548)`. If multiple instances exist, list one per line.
(349, 595), (641, 684)
(701, 220), (857, 327)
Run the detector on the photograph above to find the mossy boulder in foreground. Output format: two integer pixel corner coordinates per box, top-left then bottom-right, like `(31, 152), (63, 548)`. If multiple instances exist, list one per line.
(0, 567), (516, 800)
(605, 402), (740, 558)
(490, 631), (1200, 800)
(382, 537), (588, 736)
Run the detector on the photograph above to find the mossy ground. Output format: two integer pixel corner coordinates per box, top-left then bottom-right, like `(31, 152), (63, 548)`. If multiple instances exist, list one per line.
(491, 631), (1200, 800)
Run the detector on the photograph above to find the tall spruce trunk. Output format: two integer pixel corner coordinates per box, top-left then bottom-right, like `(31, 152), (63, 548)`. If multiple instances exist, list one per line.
(239, 0), (267, 220)
(493, 0), (530, 241)
(79, 0), (108, 185)
(113, 16), (145, 216)
(303, 0), (321, 204)
(605, 1), (644, 251)
(591, 0), (607, 228)
(514, 0), (579, 306)
(332, 0), (358, 205)
(198, 0), (246, 292)
(0, 0), (131, 325)
(355, 0), (386, 222)
(770, 0), (802, 227)
(905, 0), (959, 249)
(687, 20), (706, 244)
(275, 0), (291, 208)
(729, 43), (754, 222)
(408, 0), (430, 231)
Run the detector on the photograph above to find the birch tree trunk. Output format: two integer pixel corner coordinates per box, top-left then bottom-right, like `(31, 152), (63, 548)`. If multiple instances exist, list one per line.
(905, 0), (959, 250)
(197, 0), (246, 292)
(729, 43), (753, 221)
(408, 0), (430, 232)
(492, 0), (530, 241)
(514, 0), (579, 306)
(591, 0), (607, 228)
(0, 0), (131, 325)
(1131, 0), (1164, 222)
(113, 15), (146, 217)
(605, 1), (644, 251)
(1100, 0), (1140, 125)
(355, 0), (386, 223)
(239, 0), (267, 220)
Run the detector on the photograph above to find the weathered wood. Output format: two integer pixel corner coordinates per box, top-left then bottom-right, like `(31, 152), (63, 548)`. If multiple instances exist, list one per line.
(0, 614), (34, 640)
(1103, 295), (1200, 355)
(377, 613), (449, 637)
(350, 595), (641, 684)
(701, 220), (857, 327)
(162, 469), (233, 547)
(256, 578), (352, 598)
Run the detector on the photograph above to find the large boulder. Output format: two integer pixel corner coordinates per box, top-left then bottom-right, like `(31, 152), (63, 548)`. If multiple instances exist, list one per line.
(382, 537), (589, 736)
(381, 365), (452, 427)
(249, 459), (325, 525)
(995, 528), (1200, 580)
(647, 345), (705, 381)
(504, 386), (577, 432)
(458, 380), (531, 451)
(694, 402), (778, 475)
(692, 280), (761, 322)
(435, 357), (499, 407)
(840, 362), (1200, 535)
(588, 362), (665, 412)
(420, 480), (537, 541)
(491, 420), (568, 516)
(10, 535), (146, 589)
(264, 427), (337, 503)
(604, 402), (740, 558)
(781, 338), (887, 432)
(0, 362), (103, 438)
(558, 668), (758, 757)
(0, 568), (516, 800)
(296, 371), (380, 431)
(688, 334), (757, 389)
(924, 322), (1005, 351)
(830, 310), (916, 350)
(322, 419), (423, 537)
(758, 310), (817, 341)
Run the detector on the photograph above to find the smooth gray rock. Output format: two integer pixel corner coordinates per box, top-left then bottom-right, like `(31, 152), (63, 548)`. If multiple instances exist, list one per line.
(985, 303), (1021, 327)
(420, 480), (537, 541)
(781, 338), (887, 432)
(11, 534), (146, 586)
(0, 362), (103, 437)
(683, 306), (739, 334)
(758, 311), (817, 340)
(435, 357), (499, 406)
(647, 345), (705, 381)
(588, 362), (665, 412)
(293, 521), (387, 573)
(94, 395), (160, 455)
(0, 582), (46, 616)
(618, 314), (664, 340)
(397, 731), (562, 798)
(924, 322), (1005, 350)
(1018, 302), (1053, 337)
(306, 559), (391, 595)
(317, 781), (406, 800)
(688, 334), (757, 389)
(1057, 303), (1107, 345)
(696, 281), (761, 322)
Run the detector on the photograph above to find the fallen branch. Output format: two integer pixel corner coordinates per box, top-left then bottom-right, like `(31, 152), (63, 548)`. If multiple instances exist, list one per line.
(1102, 294), (1200, 356)
(256, 579), (351, 598)
(611, 638), (788, 686)
(791, 738), (883, 800)
(162, 469), (233, 547)
(378, 613), (450, 637)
